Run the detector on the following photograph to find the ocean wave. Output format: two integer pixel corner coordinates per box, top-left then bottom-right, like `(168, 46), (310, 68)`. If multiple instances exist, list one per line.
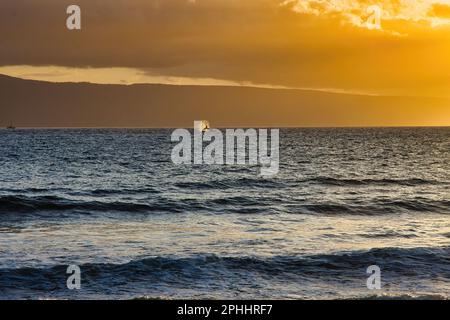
(354, 294), (449, 300)
(359, 230), (418, 239)
(302, 177), (445, 187)
(1, 194), (449, 215)
(0, 195), (183, 214)
(88, 187), (160, 196)
(174, 177), (284, 190)
(288, 199), (450, 215)
(133, 293), (449, 301)
(1, 246), (449, 294)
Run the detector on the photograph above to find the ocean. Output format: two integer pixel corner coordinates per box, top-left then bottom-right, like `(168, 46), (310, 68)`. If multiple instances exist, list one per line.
(0, 127), (449, 300)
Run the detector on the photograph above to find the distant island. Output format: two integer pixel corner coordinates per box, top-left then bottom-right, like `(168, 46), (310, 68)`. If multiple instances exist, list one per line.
(0, 74), (449, 128)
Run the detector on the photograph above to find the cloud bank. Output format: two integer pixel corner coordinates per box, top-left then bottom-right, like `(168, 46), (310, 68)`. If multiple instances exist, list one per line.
(0, 0), (450, 97)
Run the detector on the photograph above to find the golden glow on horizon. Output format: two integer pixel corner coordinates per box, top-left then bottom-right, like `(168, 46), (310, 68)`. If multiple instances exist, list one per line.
(0, 65), (383, 96)
(0, 65), (291, 89)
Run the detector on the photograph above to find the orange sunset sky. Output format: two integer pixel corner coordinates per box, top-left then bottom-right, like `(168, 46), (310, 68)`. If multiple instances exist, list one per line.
(0, 0), (450, 127)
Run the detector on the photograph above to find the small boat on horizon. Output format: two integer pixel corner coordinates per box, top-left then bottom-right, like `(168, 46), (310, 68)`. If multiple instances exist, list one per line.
(6, 125), (16, 130)
(201, 120), (210, 132)
(195, 120), (210, 132)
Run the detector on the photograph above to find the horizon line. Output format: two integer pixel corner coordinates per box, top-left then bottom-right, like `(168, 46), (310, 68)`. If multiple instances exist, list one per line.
(2, 125), (449, 130)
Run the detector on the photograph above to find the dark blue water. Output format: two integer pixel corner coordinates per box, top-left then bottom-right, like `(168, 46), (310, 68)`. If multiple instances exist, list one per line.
(0, 128), (449, 299)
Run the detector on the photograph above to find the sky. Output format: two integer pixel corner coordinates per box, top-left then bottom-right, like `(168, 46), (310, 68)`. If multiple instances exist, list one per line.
(1, 0), (450, 126)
